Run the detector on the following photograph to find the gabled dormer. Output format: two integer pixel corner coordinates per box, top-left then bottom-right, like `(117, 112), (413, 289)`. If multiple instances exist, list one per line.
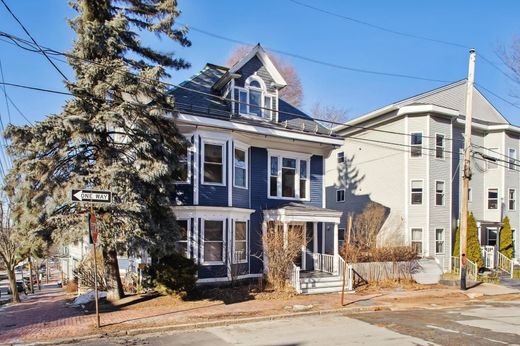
(213, 44), (287, 121)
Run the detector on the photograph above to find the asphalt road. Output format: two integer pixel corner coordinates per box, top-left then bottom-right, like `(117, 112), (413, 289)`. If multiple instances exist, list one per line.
(77, 300), (520, 346)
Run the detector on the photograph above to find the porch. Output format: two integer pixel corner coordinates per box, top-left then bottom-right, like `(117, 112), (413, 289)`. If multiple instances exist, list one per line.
(262, 203), (349, 294)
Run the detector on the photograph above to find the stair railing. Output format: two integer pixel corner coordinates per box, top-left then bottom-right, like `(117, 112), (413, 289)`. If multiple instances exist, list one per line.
(497, 252), (513, 279)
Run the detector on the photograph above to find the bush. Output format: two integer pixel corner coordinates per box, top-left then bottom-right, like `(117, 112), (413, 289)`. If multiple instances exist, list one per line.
(341, 245), (417, 263)
(65, 279), (78, 293)
(453, 212), (484, 268)
(500, 216), (513, 259)
(146, 253), (198, 297)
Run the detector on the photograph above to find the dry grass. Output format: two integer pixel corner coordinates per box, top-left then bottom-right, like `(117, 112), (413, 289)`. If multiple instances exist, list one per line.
(65, 280), (78, 293)
(341, 245), (417, 263)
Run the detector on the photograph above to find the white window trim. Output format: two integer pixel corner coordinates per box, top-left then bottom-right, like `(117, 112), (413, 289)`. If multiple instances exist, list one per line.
(175, 218), (191, 258)
(201, 138), (226, 186)
(435, 133), (445, 160)
(509, 188), (516, 211)
(487, 187), (499, 210)
(336, 189), (346, 202)
(233, 220), (248, 264)
(235, 75), (276, 120)
(233, 143), (249, 189)
(410, 132), (423, 158)
(410, 179), (424, 206)
(509, 148), (517, 171)
(175, 143), (194, 185)
(435, 180), (445, 207)
(435, 228), (445, 255)
(337, 151), (345, 164)
(267, 150), (311, 201)
(410, 227), (424, 256)
(201, 218), (226, 266)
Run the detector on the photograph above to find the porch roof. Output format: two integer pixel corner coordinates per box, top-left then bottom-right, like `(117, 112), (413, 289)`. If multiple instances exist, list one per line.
(263, 203), (342, 224)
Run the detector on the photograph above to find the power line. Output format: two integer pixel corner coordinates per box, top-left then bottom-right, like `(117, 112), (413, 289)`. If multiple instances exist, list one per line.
(182, 24), (453, 84)
(0, 60), (12, 123)
(0, 0), (69, 81)
(475, 82), (520, 111)
(287, 0), (470, 50)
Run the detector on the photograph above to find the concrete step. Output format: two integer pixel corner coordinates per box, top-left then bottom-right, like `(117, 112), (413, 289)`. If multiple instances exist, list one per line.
(300, 276), (342, 284)
(301, 285), (344, 294)
(300, 279), (343, 290)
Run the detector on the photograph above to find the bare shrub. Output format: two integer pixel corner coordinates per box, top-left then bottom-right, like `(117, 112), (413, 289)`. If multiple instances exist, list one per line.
(263, 223), (306, 291)
(341, 245), (417, 263)
(73, 250), (108, 291)
(65, 280), (78, 293)
(311, 102), (348, 128)
(352, 202), (386, 249)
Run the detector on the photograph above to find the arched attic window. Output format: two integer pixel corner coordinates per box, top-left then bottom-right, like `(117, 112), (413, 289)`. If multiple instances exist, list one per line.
(236, 75), (275, 119)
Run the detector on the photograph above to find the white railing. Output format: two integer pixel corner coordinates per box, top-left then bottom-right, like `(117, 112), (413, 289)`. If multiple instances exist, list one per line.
(289, 263), (301, 294)
(315, 253), (335, 274)
(466, 258), (478, 282)
(451, 256), (460, 274)
(497, 252), (513, 278)
(481, 246), (496, 269)
(338, 256), (353, 291)
(451, 256), (477, 281)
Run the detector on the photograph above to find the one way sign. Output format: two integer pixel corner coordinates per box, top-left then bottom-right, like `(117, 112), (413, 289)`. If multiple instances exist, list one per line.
(71, 189), (112, 204)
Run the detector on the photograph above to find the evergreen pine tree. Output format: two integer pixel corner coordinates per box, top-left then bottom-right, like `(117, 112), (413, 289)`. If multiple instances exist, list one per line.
(500, 216), (513, 259)
(452, 212), (483, 268)
(5, 0), (191, 299)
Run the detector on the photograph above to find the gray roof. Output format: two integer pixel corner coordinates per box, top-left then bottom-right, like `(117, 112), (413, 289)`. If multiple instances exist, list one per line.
(170, 64), (335, 137)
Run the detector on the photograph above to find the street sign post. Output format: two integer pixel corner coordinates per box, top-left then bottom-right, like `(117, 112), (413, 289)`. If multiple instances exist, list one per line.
(89, 207), (100, 328)
(71, 189), (111, 203)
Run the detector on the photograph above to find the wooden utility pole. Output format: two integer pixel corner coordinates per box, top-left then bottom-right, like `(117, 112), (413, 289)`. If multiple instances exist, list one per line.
(341, 215), (352, 305)
(460, 48), (476, 290)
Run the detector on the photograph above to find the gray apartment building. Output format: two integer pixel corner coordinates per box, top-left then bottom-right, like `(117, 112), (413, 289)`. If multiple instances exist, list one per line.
(326, 80), (519, 271)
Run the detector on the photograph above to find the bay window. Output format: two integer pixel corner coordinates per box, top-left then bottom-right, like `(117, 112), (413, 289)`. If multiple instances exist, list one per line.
(203, 142), (224, 185)
(411, 180), (423, 205)
(410, 133), (422, 157)
(203, 220), (224, 263)
(269, 153), (310, 200)
(435, 228), (444, 254)
(411, 228), (423, 255)
(234, 147), (247, 188)
(488, 188), (498, 209)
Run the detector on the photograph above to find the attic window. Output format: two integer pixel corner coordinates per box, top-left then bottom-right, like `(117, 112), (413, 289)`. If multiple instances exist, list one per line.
(235, 76), (276, 119)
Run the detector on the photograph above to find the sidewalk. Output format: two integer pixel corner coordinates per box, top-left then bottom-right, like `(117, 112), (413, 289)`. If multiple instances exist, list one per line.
(0, 283), (518, 345)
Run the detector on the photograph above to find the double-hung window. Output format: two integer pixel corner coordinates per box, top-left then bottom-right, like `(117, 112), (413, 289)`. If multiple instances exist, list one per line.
(509, 148), (517, 170)
(269, 153), (310, 200)
(203, 142), (224, 185)
(236, 77), (275, 119)
(264, 96), (272, 119)
(282, 158), (297, 198)
(435, 181), (445, 206)
(238, 90), (248, 115)
(337, 152), (345, 164)
(336, 189), (345, 202)
(411, 228), (423, 255)
(411, 133), (422, 157)
(488, 188), (498, 209)
(175, 220), (189, 257)
(411, 180), (423, 205)
(509, 188), (516, 211)
(233, 221), (247, 263)
(234, 147), (247, 188)
(203, 220), (224, 263)
(299, 161), (308, 199)
(435, 228), (444, 254)
(435, 134), (445, 159)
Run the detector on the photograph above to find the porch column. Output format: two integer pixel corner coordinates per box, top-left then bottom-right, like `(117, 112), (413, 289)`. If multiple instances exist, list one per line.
(283, 222), (289, 249)
(313, 222), (318, 254)
(301, 227), (306, 271)
(262, 221), (268, 273)
(333, 222), (339, 274)
(321, 222), (326, 254)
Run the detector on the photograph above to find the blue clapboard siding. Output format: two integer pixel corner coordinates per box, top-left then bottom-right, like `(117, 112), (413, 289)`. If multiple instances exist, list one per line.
(309, 155), (323, 207)
(198, 137), (228, 206)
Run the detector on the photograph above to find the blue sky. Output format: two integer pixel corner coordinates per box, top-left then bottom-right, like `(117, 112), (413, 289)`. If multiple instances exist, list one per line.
(0, 0), (519, 126)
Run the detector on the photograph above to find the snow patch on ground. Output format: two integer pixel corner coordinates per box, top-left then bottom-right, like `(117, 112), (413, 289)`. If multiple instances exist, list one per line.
(71, 291), (106, 306)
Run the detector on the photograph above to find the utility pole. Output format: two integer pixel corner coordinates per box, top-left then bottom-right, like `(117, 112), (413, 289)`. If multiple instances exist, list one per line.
(341, 215), (352, 306)
(460, 48), (476, 290)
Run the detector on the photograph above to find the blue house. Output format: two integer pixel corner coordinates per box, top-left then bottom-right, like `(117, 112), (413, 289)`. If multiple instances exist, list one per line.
(171, 45), (344, 293)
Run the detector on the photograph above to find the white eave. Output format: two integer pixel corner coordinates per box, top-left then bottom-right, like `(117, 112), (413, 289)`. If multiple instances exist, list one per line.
(177, 113), (344, 146)
(228, 44), (287, 88)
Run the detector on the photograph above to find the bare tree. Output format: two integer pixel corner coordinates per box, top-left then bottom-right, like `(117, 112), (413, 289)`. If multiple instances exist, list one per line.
(225, 45), (303, 107)
(262, 222), (306, 291)
(499, 36), (520, 97)
(352, 202), (386, 249)
(0, 204), (22, 303)
(311, 102), (349, 128)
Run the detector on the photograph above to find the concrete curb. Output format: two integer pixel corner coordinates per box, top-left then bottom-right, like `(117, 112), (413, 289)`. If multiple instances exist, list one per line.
(25, 304), (391, 345)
